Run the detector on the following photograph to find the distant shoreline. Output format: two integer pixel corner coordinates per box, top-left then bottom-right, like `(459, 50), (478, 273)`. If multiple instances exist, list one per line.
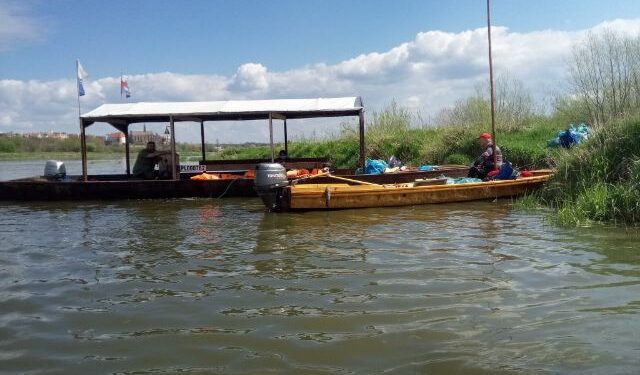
(0, 151), (207, 162)
(0, 152), (121, 161)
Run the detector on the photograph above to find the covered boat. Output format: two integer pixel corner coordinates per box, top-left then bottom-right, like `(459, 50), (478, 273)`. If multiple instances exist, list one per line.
(1, 97), (469, 201)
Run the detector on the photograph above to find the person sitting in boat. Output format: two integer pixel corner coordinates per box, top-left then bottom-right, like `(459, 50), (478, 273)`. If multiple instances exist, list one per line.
(277, 149), (288, 164)
(132, 141), (171, 179)
(468, 132), (503, 180)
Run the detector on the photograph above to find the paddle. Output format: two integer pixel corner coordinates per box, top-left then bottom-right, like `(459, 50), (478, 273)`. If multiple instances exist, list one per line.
(290, 171), (381, 186)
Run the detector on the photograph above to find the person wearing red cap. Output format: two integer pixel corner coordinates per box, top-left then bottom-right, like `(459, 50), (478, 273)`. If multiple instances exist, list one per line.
(468, 132), (503, 179)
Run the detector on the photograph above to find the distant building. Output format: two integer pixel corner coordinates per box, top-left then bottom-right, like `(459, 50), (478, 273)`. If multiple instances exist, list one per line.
(104, 132), (126, 145)
(128, 130), (166, 145)
(22, 131), (70, 139)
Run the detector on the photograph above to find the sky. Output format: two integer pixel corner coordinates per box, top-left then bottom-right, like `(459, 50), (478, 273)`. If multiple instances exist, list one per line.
(1, 0), (640, 143)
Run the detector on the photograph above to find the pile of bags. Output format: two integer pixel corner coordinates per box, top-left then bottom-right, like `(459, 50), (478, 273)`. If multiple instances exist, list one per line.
(548, 123), (590, 148)
(359, 156), (409, 175)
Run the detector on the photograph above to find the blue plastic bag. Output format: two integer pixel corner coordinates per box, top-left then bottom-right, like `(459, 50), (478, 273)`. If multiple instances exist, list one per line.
(418, 165), (438, 171)
(363, 159), (388, 175)
(548, 123), (590, 148)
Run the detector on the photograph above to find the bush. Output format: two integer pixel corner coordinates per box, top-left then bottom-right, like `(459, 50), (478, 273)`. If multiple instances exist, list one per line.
(541, 117), (640, 225)
(0, 138), (17, 153)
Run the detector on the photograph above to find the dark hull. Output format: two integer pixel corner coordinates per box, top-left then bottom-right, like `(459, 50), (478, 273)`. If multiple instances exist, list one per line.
(0, 167), (469, 201)
(0, 178), (256, 201)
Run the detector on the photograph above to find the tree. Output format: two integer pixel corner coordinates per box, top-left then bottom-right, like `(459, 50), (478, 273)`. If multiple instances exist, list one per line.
(433, 74), (535, 131)
(569, 29), (640, 126)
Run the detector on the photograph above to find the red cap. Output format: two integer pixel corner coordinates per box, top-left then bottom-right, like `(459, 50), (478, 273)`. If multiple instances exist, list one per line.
(478, 132), (492, 140)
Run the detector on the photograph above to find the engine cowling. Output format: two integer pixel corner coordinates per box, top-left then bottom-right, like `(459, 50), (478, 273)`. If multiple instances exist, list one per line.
(254, 163), (288, 210)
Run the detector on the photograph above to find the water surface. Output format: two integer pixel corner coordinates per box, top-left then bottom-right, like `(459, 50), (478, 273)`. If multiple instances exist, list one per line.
(1, 198), (639, 374)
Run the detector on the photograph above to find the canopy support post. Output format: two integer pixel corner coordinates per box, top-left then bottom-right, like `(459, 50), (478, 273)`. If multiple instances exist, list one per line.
(170, 116), (177, 180)
(269, 113), (275, 162)
(80, 120), (88, 181)
(284, 118), (288, 155)
(200, 120), (206, 162)
(124, 124), (131, 177)
(358, 109), (365, 169)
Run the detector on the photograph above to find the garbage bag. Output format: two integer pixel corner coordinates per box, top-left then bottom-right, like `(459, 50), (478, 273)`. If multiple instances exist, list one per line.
(548, 123), (590, 148)
(364, 159), (388, 175)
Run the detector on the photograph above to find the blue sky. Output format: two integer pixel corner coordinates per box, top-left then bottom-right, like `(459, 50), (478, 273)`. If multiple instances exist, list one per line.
(3, 0), (640, 80)
(2, 0), (640, 142)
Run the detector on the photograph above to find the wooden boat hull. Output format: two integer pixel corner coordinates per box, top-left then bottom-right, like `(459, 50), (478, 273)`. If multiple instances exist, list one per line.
(0, 166), (469, 201)
(271, 172), (552, 211)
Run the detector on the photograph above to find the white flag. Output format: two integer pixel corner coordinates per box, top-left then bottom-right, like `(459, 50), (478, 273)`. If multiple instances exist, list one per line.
(77, 59), (88, 96)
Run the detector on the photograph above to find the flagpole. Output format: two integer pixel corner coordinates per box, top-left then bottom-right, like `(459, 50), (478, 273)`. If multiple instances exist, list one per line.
(76, 60), (82, 118)
(76, 59), (88, 181)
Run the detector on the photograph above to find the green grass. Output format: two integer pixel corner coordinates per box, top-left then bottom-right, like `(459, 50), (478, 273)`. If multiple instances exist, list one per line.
(214, 112), (560, 169)
(539, 117), (640, 226)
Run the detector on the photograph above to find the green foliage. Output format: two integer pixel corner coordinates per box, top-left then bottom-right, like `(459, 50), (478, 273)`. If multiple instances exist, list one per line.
(364, 102), (423, 162)
(205, 102), (562, 170)
(0, 137), (17, 152)
(541, 117), (640, 225)
(444, 153), (471, 165)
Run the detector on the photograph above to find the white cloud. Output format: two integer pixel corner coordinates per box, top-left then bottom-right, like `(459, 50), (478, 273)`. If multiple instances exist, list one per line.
(230, 63), (270, 92)
(2, 18), (640, 142)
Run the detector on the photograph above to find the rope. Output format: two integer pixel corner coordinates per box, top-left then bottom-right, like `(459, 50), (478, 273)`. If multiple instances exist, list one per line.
(216, 178), (240, 199)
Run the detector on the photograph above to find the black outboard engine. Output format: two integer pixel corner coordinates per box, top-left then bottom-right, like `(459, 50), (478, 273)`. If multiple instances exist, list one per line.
(44, 160), (67, 181)
(255, 163), (288, 211)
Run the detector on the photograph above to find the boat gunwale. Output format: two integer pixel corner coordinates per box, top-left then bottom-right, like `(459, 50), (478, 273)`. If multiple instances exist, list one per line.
(289, 174), (551, 197)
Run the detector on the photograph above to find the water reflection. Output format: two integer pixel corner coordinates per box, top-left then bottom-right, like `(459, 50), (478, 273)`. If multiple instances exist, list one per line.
(1, 199), (639, 374)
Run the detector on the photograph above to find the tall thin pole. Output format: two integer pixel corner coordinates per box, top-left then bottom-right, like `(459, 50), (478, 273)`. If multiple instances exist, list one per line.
(283, 118), (288, 156)
(170, 116), (177, 180)
(125, 125), (131, 177)
(486, 0), (497, 168)
(358, 110), (365, 169)
(77, 59), (88, 181)
(200, 121), (206, 161)
(269, 113), (275, 162)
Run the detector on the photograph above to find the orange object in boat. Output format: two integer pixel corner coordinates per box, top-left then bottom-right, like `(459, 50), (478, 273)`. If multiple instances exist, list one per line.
(190, 173), (220, 180)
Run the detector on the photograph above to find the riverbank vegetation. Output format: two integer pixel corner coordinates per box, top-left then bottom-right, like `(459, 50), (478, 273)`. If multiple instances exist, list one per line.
(0, 135), (229, 161)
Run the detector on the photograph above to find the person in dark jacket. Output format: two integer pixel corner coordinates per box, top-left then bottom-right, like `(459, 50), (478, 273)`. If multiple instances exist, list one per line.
(132, 141), (171, 179)
(468, 132), (503, 179)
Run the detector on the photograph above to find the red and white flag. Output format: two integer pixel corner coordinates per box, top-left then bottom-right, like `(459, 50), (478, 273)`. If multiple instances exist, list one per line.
(120, 76), (131, 98)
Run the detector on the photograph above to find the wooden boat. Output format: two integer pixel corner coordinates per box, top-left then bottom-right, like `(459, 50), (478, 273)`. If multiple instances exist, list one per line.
(0, 164), (470, 201)
(257, 169), (553, 211)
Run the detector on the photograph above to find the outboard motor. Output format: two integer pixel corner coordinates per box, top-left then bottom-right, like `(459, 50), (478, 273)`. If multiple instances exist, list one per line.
(254, 163), (288, 211)
(44, 160), (66, 180)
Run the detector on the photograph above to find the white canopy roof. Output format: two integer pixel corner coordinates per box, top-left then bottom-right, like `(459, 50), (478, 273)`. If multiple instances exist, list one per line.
(81, 97), (363, 127)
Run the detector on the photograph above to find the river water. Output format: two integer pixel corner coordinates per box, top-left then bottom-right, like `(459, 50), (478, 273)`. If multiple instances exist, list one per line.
(1, 161), (639, 374)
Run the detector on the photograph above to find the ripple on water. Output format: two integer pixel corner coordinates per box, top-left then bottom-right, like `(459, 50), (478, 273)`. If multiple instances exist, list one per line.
(0, 199), (639, 374)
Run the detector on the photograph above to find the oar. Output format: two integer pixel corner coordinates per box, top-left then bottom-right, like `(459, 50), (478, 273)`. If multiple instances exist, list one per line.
(291, 171), (381, 186)
(323, 174), (381, 186)
(289, 171), (331, 185)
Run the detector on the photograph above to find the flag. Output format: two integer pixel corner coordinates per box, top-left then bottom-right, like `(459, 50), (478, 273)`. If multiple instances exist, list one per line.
(120, 76), (131, 98)
(76, 59), (88, 97)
